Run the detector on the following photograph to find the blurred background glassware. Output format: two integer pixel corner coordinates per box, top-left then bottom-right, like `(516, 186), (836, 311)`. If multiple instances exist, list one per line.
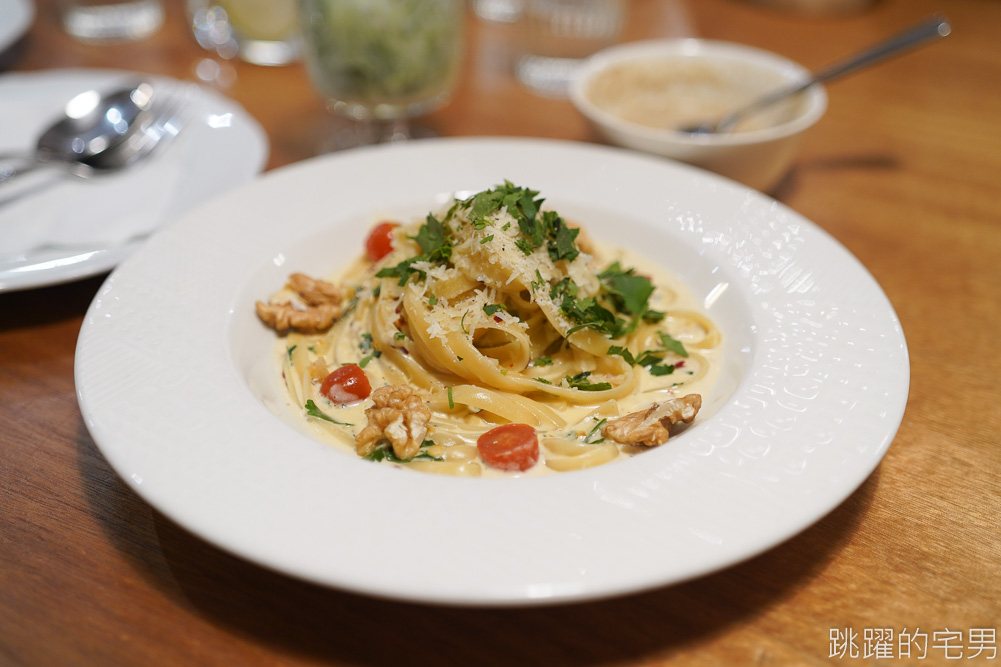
(189, 0), (301, 66)
(516, 0), (625, 97)
(298, 0), (465, 149)
(473, 0), (523, 23)
(60, 0), (163, 43)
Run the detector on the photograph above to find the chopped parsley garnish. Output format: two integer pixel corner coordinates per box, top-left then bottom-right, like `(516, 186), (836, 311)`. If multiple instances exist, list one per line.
(585, 418), (607, 444)
(375, 214), (453, 285)
(364, 439), (442, 463)
(598, 262), (653, 315)
(483, 303), (508, 316)
(286, 345), (297, 361)
(358, 351), (382, 368)
(464, 182), (580, 263)
(415, 214), (451, 259)
(544, 211), (581, 263)
(552, 278), (620, 337)
(532, 356), (554, 367)
(564, 371), (612, 392)
(607, 332), (687, 376)
(548, 262), (666, 339)
(358, 332), (381, 367)
(305, 400), (352, 426)
(467, 181), (541, 231)
(447, 386), (454, 409)
(658, 332), (689, 358)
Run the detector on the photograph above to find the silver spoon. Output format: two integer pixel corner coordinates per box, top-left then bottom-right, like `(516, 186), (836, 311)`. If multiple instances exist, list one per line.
(680, 14), (952, 135)
(0, 80), (187, 186)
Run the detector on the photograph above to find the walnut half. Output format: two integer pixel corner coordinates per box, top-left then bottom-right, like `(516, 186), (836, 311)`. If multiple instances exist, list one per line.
(601, 394), (702, 447)
(355, 385), (432, 460)
(256, 273), (344, 333)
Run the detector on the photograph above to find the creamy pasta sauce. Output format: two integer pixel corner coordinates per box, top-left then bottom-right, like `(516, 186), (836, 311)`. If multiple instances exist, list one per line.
(260, 184), (722, 477)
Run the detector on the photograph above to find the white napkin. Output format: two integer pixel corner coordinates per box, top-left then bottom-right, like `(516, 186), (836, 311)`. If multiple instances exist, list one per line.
(0, 149), (184, 257)
(0, 80), (185, 257)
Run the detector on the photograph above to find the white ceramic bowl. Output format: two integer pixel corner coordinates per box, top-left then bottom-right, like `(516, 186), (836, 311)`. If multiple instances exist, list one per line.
(569, 39), (827, 192)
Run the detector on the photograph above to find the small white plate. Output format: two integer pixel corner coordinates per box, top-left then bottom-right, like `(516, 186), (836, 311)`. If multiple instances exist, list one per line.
(0, 69), (268, 292)
(76, 138), (909, 607)
(0, 0), (33, 54)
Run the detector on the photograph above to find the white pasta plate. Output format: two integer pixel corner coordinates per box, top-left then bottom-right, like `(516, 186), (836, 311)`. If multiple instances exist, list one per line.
(75, 137), (908, 606)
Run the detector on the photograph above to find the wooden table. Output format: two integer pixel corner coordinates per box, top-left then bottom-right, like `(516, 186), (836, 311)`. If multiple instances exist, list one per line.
(3, 0), (999, 664)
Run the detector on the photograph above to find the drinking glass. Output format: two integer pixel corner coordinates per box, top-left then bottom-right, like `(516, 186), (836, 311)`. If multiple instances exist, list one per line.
(298, 0), (465, 149)
(189, 0), (301, 66)
(517, 0), (625, 97)
(61, 0), (164, 43)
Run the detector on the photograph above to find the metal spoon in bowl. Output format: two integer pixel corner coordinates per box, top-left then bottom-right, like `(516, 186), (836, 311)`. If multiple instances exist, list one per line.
(0, 80), (190, 186)
(680, 14), (951, 135)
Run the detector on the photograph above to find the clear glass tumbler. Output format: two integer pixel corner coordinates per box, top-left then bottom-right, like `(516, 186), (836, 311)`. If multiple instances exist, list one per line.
(189, 0), (301, 66)
(517, 0), (625, 97)
(61, 0), (164, 43)
(298, 0), (465, 147)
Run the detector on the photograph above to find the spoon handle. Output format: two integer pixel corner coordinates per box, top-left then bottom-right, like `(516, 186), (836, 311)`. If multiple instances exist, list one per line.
(716, 14), (951, 132)
(0, 154), (50, 188)
(810, 14), (951, 88)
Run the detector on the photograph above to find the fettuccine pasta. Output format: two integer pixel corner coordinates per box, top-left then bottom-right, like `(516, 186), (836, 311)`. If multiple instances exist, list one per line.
(256, 183), (722, 476)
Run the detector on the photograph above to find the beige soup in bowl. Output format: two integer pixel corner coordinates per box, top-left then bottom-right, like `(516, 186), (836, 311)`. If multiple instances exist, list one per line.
(585, 57), (806, 135)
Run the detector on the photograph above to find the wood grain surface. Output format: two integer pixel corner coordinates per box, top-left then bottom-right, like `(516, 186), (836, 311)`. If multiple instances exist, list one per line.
(2, 0), (999, 665)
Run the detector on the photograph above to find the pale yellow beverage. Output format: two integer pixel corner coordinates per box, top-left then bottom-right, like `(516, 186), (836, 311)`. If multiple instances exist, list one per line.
(218, 0), (297, 43)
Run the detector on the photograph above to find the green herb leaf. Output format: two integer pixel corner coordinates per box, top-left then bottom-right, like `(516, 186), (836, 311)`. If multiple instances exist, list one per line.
(375, 215), (453, 286)
(415, 214), (451, 259)
(483, 303), (508, 316)
(305, 399), (352, 426)
(658, 332), (689, 358)
(375, 256), (422, 286)
(599, 262), (655, 316)
(585, 418), (607, 444)
(564, 371), (612, 392)
(607, 345), (635, 365)
(544, 211), (580, 263)
(358, 350), (382, 368)
(364, 439), (443, 463)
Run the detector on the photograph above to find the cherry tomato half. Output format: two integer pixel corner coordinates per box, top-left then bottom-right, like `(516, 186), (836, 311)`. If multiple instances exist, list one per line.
(365, 221), (399, 262)
(320, 364), (371, 403)
(477, 423), (539, 472)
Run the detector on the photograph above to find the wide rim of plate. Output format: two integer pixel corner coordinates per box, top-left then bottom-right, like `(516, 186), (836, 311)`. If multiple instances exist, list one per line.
(75, 137), (909, 607)
(0, 68), (268, 293)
